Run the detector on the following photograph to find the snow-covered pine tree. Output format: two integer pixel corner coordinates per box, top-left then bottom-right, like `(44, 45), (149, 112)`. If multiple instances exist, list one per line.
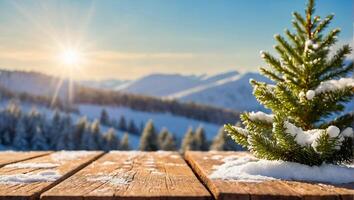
(128, 120), (138, 135)
(180, 127), (195, 153)
(158, 128), (169, 148)
(225, 0), (353, 166)
(194, 126), (209, 151)
(100, 108), (110, 125)
(158, 128), (176, 151)
(120, 132), (130, 150)
(103, 128), (120, 151)
(210, 127), (237, 151)
(139, 120), (158, 151)
(118, 116), (127, 131)
(13, 116), (29, 150)
(73, 117), (88, 150)
(88, 119), (102, 150)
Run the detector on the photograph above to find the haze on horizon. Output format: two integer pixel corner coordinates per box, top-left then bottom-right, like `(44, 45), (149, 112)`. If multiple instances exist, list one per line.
(0, 0), (352, 80)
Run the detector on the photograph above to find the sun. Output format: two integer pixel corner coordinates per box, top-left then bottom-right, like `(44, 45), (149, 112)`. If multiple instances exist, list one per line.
(60, 49), (80, 65)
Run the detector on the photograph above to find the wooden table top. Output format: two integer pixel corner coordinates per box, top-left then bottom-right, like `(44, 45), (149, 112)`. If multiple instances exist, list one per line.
(0, 151), (352, 200)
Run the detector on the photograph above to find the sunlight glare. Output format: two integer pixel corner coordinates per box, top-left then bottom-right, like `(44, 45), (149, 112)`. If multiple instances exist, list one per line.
(61, 49), (80, 65)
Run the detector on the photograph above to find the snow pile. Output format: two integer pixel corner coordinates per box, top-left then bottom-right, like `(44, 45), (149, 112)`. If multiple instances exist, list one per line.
(5, 162), (59, 169)
(284, 122), (351, 149)
(315, 78), (354, 94)
(209, 155), (354, 184)
(284, 121), (324, 147)
(305, 90), (315, 100)
(0, 170), (61, 184)
(249, 111), (274, 123)
(87, 175), (130, 186)
(51, 151), (94, 162)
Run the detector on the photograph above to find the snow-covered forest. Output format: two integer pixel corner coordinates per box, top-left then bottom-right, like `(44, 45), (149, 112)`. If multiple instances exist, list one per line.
(0, 101), (241, 151)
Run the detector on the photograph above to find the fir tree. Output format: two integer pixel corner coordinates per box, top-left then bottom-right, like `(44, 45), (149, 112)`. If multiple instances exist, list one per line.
(103, 128), (120, 151)
(13, 117), (29, 150)
(180, 127), (195, 153)
(128, 120), (138, 135)
(120, 132), (130, 150)
(225, 0), (354, 166)
(194, 126), (209, 151)
(118, 116), (127, 131)
(158, 128), (177, 151)
(73, 117), (88, 150)
(158, 128), (169, 148)
(100, 109), (110, 125)
(210, 127), (239, 151)
(139, 120), (158, 151)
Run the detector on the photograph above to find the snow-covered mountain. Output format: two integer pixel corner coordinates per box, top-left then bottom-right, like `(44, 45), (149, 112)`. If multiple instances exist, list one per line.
(118, 71), (239, 97)
(169, 72), (271, 111)
(80, 79), (130, 91)
(112, 71), (268, 111)
(0, 70), (70, 98)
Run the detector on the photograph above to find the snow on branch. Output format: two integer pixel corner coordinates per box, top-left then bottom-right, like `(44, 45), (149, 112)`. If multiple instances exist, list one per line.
(315, 78), (354, 94)
(248, 111), (274, 123)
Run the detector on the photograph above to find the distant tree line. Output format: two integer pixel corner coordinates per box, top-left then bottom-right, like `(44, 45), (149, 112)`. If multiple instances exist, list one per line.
(0, 81), (240, 125)
(74, 86), (240, 125)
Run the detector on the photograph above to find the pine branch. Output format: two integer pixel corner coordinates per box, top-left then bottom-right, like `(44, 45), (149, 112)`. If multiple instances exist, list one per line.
(275, 34), (303, 64)
(224, 124), (249, 147)
(314, 14), (334, 36)
(259, 67), (284, 82)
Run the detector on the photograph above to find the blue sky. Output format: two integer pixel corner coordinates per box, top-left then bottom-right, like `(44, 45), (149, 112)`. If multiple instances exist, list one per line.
(0, 0), (352, 80)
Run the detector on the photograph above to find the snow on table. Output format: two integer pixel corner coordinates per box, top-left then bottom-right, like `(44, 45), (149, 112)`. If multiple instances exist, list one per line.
(41, 151), (211, 200)
(184, 151), (354, 200)
(0, 151), (102, 200)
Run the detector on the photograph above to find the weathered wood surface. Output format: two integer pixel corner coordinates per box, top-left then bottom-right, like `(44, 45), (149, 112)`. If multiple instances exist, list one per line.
(184, 151), (354, 200)
(0, 151), (103, 200)
(0, 151), (51, 168)
(41, 151), (211, 200)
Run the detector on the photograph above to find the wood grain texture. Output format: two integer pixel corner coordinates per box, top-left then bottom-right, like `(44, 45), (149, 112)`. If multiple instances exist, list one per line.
(0, 151), (51, 168)
(184, 151), (354, 200)
(41, 151), (211, 200)
(0, 151), (103, 200)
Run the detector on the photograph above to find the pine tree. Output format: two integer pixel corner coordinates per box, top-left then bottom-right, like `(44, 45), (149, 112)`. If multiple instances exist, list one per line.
(89, 119), (102, 150)
(120, 132), (130, 150)
(103, 128), (120, 151)
(100, 109), (110, 125)
(211, 127), (239, 151)
(180, 127), (195, 153)
(225, 0), (354, 166)
(158, 128), (169, 148)
(158, 128), (177, 151)
(194, 126), (209, 151)
(13, 117), (29, 150)
(139, 120), (158, 151)
(128, 120), (138, 135)
(118, 116), (127, 131)
(73, 117), (88, 150)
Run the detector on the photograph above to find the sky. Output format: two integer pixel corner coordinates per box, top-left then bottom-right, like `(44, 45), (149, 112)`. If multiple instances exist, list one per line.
(0, 0), (352, 80)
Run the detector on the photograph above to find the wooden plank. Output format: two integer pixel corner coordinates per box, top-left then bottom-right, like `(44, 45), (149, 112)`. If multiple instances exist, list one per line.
(0, 151), (103, 200)
(41, 151), (212, 200)
(185, 151), (300, 200)
(0, 151), (51, 168)
(185, 151), (354, 200)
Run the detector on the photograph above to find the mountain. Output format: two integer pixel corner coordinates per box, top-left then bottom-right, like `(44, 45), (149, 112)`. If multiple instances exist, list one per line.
(169, 72), (271, 111)
(114, 71), (268, 111)
(0, 70), (70, 98)
(119, 71), (239, 97)
(80, 79), (130, 91)
(0, 69), (239, 125)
